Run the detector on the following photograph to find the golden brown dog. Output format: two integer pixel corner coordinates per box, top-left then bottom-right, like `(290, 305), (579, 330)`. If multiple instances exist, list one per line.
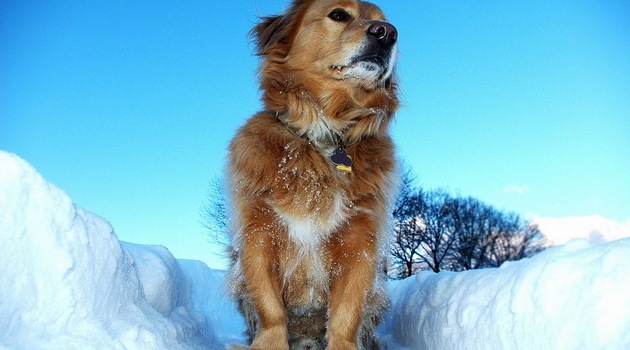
(227, 1), (399, 349)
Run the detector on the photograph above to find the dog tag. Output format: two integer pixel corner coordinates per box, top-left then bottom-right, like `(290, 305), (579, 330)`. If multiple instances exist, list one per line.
(330, 148), (353, 173)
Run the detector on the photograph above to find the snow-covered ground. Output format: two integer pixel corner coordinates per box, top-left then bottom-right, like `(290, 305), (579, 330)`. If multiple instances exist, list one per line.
(1, 150), (629, 350)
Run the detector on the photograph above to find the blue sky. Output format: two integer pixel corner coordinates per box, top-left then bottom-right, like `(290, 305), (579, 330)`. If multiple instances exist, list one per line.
(2, 0), (629, 269)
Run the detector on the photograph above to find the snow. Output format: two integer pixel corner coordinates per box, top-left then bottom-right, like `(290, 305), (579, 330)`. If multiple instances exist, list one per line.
(0, 151), (242, 349)
(379, 239), (630, 349)
(1, 149), (629, 350)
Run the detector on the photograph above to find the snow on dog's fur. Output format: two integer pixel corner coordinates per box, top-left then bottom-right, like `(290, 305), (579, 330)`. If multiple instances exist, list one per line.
(227, 1), (399, 349)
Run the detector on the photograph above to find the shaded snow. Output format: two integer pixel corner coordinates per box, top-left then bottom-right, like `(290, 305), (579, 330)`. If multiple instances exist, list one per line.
(1, 150), (629, 350)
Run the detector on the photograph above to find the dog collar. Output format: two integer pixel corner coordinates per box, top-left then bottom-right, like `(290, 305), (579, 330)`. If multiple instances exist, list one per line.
(274, 110), (353, 173)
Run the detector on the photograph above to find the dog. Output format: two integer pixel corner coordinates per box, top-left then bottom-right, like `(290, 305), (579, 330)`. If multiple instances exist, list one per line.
(227, 1), (399, 349)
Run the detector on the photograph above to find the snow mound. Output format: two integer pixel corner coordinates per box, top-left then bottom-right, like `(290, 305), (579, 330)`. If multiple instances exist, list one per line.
(380, 238), (630, 350)
(0, 151), (240, 349)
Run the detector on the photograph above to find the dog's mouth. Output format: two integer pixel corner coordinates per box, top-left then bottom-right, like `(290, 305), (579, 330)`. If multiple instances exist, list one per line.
(330, 50), (394, 84)
(353, 53), (388, 68)
(331, 50), (390, 70)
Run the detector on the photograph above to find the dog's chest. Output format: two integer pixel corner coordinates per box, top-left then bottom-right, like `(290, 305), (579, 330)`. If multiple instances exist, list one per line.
(274, 143), (351, 241)
(275, 192), (344, 314)
(272, 144), (351, 309)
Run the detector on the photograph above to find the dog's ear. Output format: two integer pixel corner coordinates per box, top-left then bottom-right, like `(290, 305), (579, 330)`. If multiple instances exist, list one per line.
(250, 14), (293, 56)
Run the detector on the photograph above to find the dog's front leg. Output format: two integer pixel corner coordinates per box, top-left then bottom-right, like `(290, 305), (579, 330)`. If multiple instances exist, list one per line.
(326, 214), (379, 350)
(241, 207), (289, 350)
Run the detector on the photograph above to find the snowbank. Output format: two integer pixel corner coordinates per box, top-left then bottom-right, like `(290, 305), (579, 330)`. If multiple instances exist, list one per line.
(0, 151), (242, 349)
(1, 150), (629, 350)
(380, 239), (630, 350)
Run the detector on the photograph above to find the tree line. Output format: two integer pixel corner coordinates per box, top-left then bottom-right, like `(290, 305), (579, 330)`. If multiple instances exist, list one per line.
(389, 168), (546, 278)
(203, 167), (547, 279)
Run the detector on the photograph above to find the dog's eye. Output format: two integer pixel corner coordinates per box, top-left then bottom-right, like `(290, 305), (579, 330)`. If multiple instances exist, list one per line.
(328, 8), (351, 22)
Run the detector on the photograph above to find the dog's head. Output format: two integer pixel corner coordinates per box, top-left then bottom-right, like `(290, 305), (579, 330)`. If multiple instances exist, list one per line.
(252, 0), (399, 146)
(254, 0), (397, 89)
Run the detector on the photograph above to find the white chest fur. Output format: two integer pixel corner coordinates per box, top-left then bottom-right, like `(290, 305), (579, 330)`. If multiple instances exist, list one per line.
(274, 192), (348, 308)
(280, 192), (347, 249)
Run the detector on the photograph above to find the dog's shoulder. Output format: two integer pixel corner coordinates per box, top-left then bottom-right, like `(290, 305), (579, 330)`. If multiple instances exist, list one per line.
(228, 111), (298, 191)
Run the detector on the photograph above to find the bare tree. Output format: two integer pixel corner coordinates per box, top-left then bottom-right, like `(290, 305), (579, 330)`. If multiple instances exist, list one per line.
(416, 189), (458, 272)
(450, 200), (547, 270)
(202, 176), (230, 247)
(391, 213), (424, 278)
(390, 168), (423, 278)
(448, 196), (490, 271)
(485, 213), (546, 267)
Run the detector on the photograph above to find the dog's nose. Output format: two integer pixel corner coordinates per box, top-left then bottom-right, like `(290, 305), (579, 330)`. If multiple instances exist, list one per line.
(367, 21), (397, 47)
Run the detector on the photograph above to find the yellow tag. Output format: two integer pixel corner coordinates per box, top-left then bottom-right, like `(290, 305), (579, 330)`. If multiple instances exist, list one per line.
(335, 163), (352, 173)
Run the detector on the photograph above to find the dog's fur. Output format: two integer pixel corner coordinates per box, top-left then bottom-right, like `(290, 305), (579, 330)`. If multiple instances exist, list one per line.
(227, 1), (399, 349)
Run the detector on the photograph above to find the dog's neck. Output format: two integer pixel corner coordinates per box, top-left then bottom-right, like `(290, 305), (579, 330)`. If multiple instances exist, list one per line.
(275, 109), (346, 150)
(263, 74), (395, 150)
